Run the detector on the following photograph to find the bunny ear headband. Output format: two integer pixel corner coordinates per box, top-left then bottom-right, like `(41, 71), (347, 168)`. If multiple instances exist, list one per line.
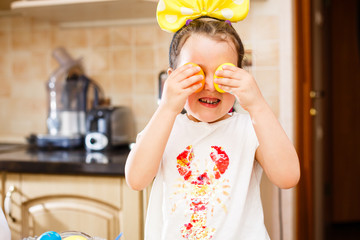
(156, 0), (250, 33)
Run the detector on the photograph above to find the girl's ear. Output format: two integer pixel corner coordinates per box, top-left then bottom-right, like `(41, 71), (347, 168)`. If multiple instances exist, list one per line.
(167, 67), (173, 76)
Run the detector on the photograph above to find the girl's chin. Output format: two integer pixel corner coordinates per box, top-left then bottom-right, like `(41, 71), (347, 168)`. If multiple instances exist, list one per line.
(186, 112), (230, 123)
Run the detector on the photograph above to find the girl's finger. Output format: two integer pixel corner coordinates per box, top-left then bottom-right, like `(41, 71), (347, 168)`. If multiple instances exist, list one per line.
(180, 74), (204, 89)
(215, 84), (233, 93)
(171, 64), (202, 81)
(181, 66), (203, 81)
(215, 69), (236, 79)
(215, 66), (244, 79)
(221, 64), (238, 71)
(214, 77), (239, 89)
(187, 82), (204, 93)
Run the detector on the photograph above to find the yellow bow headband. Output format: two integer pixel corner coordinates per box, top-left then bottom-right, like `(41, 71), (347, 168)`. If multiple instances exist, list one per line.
(156, 0), (250, 33)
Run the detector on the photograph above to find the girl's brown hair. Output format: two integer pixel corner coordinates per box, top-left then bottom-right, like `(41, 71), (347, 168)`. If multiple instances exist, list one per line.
(169, 17), (244, 69)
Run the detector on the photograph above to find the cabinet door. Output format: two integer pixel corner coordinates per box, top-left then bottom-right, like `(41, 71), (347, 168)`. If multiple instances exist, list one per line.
(22, 195), (120, 238)
(4, 174), (142, 240)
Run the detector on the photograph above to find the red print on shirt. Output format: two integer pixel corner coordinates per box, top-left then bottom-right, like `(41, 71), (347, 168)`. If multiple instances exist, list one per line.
(210, 146), (230, 179)
(175, 145), (230, 239)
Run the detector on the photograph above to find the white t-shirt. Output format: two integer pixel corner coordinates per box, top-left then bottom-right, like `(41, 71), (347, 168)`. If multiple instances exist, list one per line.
(144, 113), (270, 240)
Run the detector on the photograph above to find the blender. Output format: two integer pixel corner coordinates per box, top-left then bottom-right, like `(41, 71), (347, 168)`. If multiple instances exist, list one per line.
(29, 47), (102, 148)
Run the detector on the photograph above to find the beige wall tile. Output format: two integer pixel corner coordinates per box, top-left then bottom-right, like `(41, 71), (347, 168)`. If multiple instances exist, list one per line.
(0, 18), (11, 31)
(132, 94), (157, 121)
(111, 48), (134, 72)
(134, 72), (157, 95)
(254, 41), (279, 67)
(110, 26), (132, 47)
(31, 51), (52, 79)
(90, 72), (113, 95)
(0, 99), (10, 119)
(234, 16), (253, 43)
(254, 69), (280, 116)
(110, 94), (133, 108)
(30, 18), (53, 31)
(0, 31), (10, 53)
(253, 15), (280, 41)
(11, 80), (46, 100)
(134, 25), (157, 46)
(68, 49), (90, 71)
(0, 78), (11, 98)
(11, 52), (33, 79)
(89, 28), (110, 48)
(255, 69), (280, 95)
(135, 47), (155, 70)
(88, 49), (111, 73)
(12, 31), (32, 51)
(111, 72), (133, 95)
(11, 16), (31, 31)
(156, 27), (172, 46)
(155, 45), (170, 70)
(52, 28), (89, 49)
(31, 30), (52, 50)
(9, 118), (39, 137)
(0, 54), (11, 77)
(0, 98), (46, 138)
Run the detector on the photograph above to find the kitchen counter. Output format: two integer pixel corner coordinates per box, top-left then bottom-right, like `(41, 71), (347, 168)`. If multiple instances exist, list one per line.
(0, 143), (130, 176)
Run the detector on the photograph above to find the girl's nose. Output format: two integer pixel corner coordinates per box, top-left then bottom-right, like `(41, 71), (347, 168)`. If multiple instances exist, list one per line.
(203, 75), (216, 92)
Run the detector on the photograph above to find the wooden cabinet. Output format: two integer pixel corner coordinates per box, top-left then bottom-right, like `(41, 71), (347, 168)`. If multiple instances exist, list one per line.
(9, 0), (157, 25)
(2, 173), (142, 240)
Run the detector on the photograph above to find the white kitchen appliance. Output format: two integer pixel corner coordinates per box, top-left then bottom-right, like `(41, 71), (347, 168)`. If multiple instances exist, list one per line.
(29, 47), (102, 148)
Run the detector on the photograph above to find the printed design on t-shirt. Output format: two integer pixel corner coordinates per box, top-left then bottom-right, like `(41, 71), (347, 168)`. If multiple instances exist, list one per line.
(175, 145), (230, 239)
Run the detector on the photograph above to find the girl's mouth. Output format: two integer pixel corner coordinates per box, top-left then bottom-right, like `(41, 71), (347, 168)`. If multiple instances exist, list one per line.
(198, 97), (220, 106)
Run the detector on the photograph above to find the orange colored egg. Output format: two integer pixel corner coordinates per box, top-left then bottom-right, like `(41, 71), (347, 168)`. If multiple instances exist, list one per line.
(185, 62), (205, 93)
(213, 63), (236, 93)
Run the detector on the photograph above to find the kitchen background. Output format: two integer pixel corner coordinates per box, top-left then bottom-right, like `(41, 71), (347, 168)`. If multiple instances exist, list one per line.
(0, 0), (296, 239)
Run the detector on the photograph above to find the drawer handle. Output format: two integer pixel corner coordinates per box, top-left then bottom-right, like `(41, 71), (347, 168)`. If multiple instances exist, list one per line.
(4, 185), (17, 222)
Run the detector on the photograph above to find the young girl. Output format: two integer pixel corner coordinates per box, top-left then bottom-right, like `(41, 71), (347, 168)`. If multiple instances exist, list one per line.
(126, 1), (300, 239)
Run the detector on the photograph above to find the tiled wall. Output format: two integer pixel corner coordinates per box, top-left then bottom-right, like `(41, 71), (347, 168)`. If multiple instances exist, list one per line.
(0, 3), (282, 143)
(0, 16), (174, 142)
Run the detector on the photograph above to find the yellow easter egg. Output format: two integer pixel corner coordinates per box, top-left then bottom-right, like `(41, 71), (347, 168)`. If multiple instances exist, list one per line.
(213, 63), (236, 93)
(185, 62), (205, 93)
(63, 236), (88, 240)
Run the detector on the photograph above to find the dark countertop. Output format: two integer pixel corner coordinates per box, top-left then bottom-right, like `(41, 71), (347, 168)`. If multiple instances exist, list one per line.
(0, 143), (130, 176)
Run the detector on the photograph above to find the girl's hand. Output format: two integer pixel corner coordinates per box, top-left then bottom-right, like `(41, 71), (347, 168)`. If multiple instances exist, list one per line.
(213, 65), (266, 113)
(160, 64), (204, 114)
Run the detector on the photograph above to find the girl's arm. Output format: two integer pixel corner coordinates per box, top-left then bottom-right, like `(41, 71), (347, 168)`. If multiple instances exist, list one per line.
(125, 106), (178, 191)
(250, 101), (300, 189)
(125, 64), (204, 191)
(214, 65), (300, 189)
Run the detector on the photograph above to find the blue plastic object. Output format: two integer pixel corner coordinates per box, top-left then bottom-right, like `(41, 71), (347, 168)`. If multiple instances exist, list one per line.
(115, 232), (123, 240)
(38, 231), (62, 240)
